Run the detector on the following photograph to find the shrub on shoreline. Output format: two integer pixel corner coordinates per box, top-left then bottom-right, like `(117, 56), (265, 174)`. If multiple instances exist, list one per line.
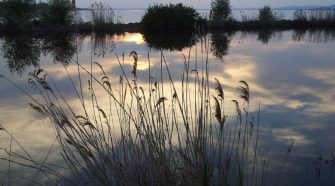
(90, 2), (120, 32)
(141, 3), (200, 32)
(211, 0), (232, 25)
(258, 6), (278, 22)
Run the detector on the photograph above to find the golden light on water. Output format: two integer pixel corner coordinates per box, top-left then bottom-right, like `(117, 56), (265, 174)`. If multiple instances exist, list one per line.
(123, 33), (145, 45)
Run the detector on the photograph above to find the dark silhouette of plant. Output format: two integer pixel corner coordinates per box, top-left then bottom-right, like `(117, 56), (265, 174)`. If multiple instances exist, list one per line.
(141, 3), (199, 32)
(0, 0), (35, 26)
(293, 10), (308, 22)
(211, 0), (231, 24)
(258, 6), (277, 22)
(90, 2), (117, 32)
(41, 0), (74, 25)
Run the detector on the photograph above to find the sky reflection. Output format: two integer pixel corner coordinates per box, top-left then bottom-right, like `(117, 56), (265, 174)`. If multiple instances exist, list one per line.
(0, 30), (335, 185)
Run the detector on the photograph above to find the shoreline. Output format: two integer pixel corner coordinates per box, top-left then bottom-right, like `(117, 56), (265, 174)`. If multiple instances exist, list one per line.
(0, 20), (334, 37)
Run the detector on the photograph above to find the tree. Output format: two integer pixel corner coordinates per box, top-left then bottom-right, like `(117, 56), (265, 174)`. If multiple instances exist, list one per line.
(211, 0), (231, 24)
(258, 6), (277, 22)
(41, 0), (74, 25)
(1, 0), (35, 26)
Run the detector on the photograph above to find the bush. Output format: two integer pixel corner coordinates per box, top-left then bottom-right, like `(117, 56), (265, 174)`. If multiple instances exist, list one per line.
(293, 10), (308, 21)
(258, 6), (277, 22)
(41, 0), (74, 25)
(141, 3), (200, 32)
(0, 0), (35, 26)
(211, 0), (231, 23)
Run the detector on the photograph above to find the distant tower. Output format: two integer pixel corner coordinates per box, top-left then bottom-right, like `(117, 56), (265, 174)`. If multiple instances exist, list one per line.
(72, 0), (76, 13)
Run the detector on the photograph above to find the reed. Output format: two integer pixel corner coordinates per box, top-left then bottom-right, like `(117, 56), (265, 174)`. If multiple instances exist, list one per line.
(90, 2), (123, 33)
(293, 9), (335, 27)
(0, 35), (294, 185)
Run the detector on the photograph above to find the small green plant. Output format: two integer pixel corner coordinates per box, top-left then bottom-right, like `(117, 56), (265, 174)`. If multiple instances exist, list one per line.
(141, 3), (200, 32)
(41, 0), (74, 26)
(210, 0), (231, 24)
(258, 6), (277, 22)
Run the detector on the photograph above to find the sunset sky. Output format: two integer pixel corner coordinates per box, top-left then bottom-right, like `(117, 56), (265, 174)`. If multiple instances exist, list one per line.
(75, 0), (335, 9)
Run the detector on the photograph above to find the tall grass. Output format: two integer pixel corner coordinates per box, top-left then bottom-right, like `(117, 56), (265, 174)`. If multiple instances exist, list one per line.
(90, 2), (123, 32)
(293, 9), (335, 27)
(0, 35), (294, 185)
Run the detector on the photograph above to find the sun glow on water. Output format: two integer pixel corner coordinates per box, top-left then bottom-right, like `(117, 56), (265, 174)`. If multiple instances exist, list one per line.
(123, 33), (145, 45)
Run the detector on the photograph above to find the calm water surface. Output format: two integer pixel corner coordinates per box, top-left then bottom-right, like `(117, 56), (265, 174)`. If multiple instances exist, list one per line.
(0, 30), (335, 185)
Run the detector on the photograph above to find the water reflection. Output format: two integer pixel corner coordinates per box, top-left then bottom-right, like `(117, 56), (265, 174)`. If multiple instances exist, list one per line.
(210, 31), (232, 61)
(292, 29), (335, 43)
(240, 29), (281, 44)
(41, 33), (76, 65)
(1, 36), (40, 75)
(0, 29), (335, 186)
(238, 29), (335, 44)
(91, 33), (117, 57)
(1, 29), (334, 76)
(142, 31), (197, 51)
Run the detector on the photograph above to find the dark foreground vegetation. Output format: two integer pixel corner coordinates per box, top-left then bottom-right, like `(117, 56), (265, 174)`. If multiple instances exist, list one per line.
(0, 3), (334, 185)
(0, 0), (125, 35)
(1, 28), (335, 186)
(0, 32), (300, 185)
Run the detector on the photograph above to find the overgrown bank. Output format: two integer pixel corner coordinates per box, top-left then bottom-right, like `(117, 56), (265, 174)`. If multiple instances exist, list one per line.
(0, 2), (334, 36)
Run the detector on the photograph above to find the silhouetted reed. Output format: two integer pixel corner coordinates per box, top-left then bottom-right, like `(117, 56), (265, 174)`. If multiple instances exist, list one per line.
(0, 35), (296, 186)
(90, 2), (124, 33)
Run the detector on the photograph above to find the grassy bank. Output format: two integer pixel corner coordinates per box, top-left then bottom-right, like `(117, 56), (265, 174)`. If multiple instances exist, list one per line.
(208, 19), (335, 30)
(1, 4), (335, 36)
(1, 19), (334, 38)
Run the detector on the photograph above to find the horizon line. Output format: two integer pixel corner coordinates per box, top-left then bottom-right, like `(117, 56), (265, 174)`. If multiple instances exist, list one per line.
(75, 3), (334, 10)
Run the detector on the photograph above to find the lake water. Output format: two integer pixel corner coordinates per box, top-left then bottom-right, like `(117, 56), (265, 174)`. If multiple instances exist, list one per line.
(0, 29), (335, 185)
